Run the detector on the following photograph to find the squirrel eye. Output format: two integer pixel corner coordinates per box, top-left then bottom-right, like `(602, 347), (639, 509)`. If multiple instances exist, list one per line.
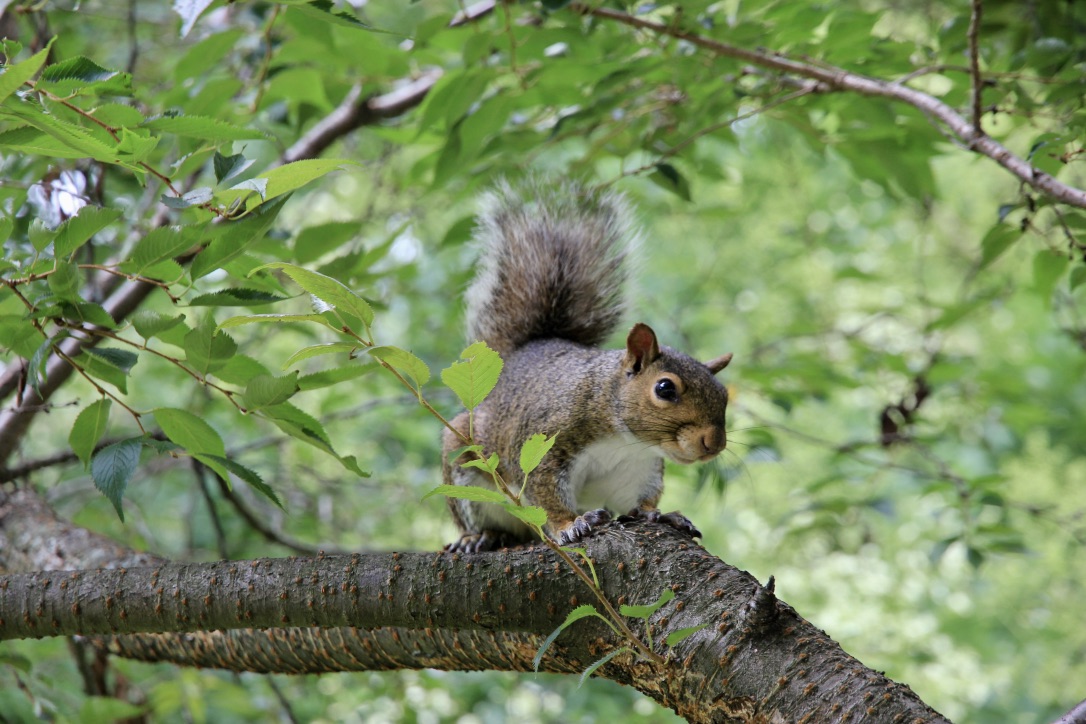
(654, 378), (678, 402)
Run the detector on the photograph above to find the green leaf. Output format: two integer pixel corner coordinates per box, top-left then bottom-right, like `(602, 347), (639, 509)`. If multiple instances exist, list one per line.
(502, 504), (548, 529)
(369, 345), (430, 390)
(218, 313), (337, 331)
(189, 288), (285, 306)
(578, 647), (630, 687)
(978, 224), (1021, 270)
(533, 605), (611, 671)
(665, 623), (709, 647)
(297, 363), (375, 390)
(649, 163), (692, 201)
(293, 221), (359, 264)
(131, 310), (186, 340)
(520, 433), (558, 476)
(184, 324), (237, 375)
(196, 454), (283, 508)
(84, 349), (137, 377)
(252, 262), (373, 327)
(262, 402), (369, 477)
(213, 151), (253, 184)
(69, 398), (112, 470)
(243, 372), (300, 410)
(58, 301), (116, 328)
(1033, 250), (1069, 299)
(422, 483), (507, 504)
(54, 206), (122, 257)
(48, 259), (83, 301)
(90, 437), (142, 521)
(441, 341), (503, 410)
(461, 453), (500, 475)
(191, 196), (288, 280)
(0, 39), (54, 105)
(27, 334), (59, 396)
(223, 159), (350, 213)
(620, 588), (675, 619)
(141, 113), (268, 141)
(160, 187), (213, 209)
(129, 225), (202, 274)
(29, 218), (57, 252)
(282, 342), (359, 368)
(154, 407), (225, 456)
(40, 56), (119, 84)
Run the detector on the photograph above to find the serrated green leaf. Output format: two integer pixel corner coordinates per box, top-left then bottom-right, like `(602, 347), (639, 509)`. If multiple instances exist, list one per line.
(251, 261), (373, 327)
(665, 623), (709, 647)
(184, 324), (237, 375)
(520, 433), (558, 476)
(620, 588), (675, 619)
(131, 310), (186, 340)
(39, 56), (120, 85)
(297, 363), (375, 390)
(198, 453), (283, 508)
(213, 151), (253, 184)
(503, 504), (548, 529)
(54, 206), (122, 257)
(243, 372), (300, 410)
(369, 345), (430, 390)
(76, 348), (132, 393)
(130, 225), (202, 273)
(533, 605), (611, 671)
(85, 347), (138, 372)
(48, 259), (82, 301)
(441, 341), (503, 410)
(154, 407), (225, 456)
(2, 100), (124, 163)
(461, 453), (499, 474)
(191, 196), (288, 280)
(59, 301), (115, 328)
(578, 647), (630, 687)
(0, 39), (54, 105)
(141, 113), (268, 141)
(282, 342), (359, 368)
(29, 218), (57, 252)
(0, 215), (12, 244)
(189, 288), (285, 306)
(218, 313), (337, 330)
(90, 437), (142, 521)
(422, 483), (508, 504)
(27, 334), (59, 396)
(69, 398), (112, 469)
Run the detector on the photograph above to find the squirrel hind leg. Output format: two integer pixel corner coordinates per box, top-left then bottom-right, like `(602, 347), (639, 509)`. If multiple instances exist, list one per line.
(617, 508), (702, 540)
(555, 508), (613, 546)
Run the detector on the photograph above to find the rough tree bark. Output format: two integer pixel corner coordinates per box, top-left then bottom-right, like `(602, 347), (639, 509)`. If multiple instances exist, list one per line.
(0, 486), (949, 723)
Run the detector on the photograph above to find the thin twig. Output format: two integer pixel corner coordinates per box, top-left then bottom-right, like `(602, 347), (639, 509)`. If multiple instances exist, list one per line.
(968, 0), (984, 135)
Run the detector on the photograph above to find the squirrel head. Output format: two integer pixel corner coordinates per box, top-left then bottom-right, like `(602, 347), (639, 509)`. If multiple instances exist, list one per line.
(620, 323), (731, 464)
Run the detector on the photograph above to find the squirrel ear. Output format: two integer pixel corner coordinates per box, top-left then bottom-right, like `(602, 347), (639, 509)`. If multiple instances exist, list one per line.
(705, 353), (733, 375)
(624, 323), (660, 375)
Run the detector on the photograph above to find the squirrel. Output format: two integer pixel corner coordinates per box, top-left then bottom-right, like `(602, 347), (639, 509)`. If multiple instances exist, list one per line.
(442, 180), (732, 553)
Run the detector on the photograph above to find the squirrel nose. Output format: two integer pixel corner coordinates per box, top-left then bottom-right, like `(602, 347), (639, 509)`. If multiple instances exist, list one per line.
(701, 429), (725, 456)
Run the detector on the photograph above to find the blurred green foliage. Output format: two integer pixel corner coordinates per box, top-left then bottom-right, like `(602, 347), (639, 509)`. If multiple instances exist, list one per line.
(0, 0), (1084, 721)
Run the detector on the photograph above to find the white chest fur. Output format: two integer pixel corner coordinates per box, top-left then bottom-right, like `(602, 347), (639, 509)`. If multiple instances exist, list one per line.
(569, 433), (662, 514)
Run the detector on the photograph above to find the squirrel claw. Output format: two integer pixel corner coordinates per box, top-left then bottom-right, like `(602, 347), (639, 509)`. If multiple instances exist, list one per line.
(557, 508), (612, 545)
(446, 530), (516, 553)
(619, 508), (701, 539)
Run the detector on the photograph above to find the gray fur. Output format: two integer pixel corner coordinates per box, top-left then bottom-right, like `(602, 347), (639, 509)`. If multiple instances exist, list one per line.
(465, 180), (638, 353)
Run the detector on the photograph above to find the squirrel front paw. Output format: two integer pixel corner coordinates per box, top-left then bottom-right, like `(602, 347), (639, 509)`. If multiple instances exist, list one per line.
(556, 508), (612, 546)
(618, 508), (702, 539)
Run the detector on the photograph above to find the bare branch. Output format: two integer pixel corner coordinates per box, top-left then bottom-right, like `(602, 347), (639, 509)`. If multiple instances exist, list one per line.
(573, 3), (1086, 209)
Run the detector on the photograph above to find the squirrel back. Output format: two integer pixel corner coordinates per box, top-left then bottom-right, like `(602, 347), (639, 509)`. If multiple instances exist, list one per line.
(465, 180), (636, 354)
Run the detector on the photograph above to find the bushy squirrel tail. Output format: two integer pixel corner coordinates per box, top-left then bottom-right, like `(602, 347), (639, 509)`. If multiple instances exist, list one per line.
(465, 179), (637, 354)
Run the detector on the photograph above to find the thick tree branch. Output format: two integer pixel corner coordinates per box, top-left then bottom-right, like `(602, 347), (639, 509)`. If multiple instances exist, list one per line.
(572, 3), (1086, 209)
(0, 487), (949, 722)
